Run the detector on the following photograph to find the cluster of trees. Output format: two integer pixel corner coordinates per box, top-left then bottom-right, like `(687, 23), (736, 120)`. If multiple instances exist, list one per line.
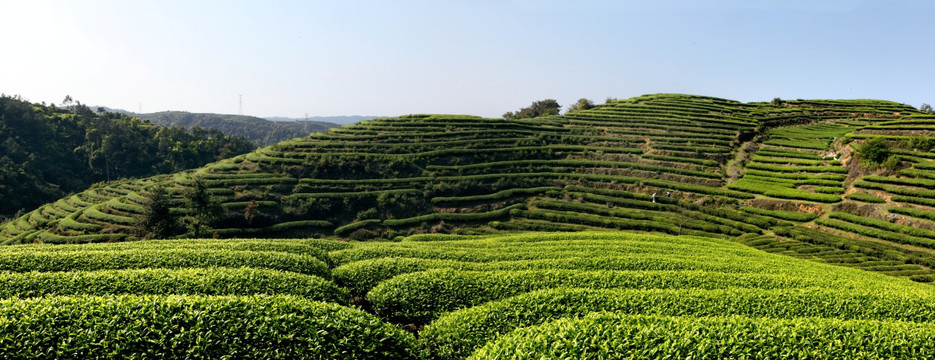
(0, 95), (255, 217)
(503, 100), (561, 119)
(502, 98), (596, 120)
(855, 137), (899, 171)
(137, 178), (222, 239)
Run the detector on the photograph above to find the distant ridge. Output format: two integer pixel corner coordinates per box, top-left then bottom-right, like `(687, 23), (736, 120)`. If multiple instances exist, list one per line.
(137, 111), (340, 146)
(265, 115), (378, 125)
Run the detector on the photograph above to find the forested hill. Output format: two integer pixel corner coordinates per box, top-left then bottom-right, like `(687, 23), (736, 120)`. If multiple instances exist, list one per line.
(0, 96), (255, 217)
(138, 111), (339, 146)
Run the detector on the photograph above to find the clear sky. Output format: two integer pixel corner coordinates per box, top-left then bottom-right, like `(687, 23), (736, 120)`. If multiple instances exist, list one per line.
(1, 0), (933, 118)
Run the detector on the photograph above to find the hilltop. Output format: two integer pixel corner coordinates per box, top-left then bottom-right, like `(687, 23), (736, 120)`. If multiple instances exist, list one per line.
(5, 93), (935, 283)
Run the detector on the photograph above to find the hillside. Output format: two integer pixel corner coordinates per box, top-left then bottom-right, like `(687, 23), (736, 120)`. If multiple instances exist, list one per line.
(5, 93), (935, 282)
(0, 96), (255, 218)
(1, 231), (935, 357)
(138, 111), (339, 146)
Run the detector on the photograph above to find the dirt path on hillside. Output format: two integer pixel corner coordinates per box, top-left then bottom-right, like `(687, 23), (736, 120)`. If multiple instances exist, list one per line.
(724, 137), (760, 183)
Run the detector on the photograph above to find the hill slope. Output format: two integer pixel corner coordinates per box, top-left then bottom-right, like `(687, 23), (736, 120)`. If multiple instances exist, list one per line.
(138, 111), (339, 146)
(5, 93), (935, 282)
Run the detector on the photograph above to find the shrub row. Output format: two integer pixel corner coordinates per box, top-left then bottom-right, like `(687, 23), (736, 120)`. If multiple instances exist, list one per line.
(743, 169), (845, 180)
(0, 237), (344, 260)
(829, 211), (935, 242)
(563, 186), (773, 229)
(889, 206), (935, 222)
(367, 268), (812, 325)
(863, 175), (935, 189)
(744, 162), (847, 173)
(729, 178), (841, 203)
(755, 148), (823, 160)
(739, 206), (818, 222)
(330, 232), (779, 267)
(750, 156), (826, 166)
(510, 159), (718, 179)
(383, 204), (523, 227)
(0, 249), (331, 278)
(422, 287), (935, 359)
(511, 208), (721, 238)
(532, 199), (747, 236)
(0, 295), (418, 359)
(470, 312), (935, 360)
(82, 204), (135, 226)
(0, 267), (347, 303)
(846, 192), (886, 203)
(332, 254), (781, 298)
(430, 186), (560, 205)
(334, 219), (383, 237)
(816, 217), (935, 250)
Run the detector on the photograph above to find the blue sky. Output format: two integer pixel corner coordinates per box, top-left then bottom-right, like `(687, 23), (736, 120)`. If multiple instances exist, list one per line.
(1, 0), (933, 118)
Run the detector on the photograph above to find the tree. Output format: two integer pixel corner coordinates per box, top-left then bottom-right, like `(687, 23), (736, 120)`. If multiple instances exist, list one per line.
(855, 137), (891, 166)
(503, 99), (561, 119)
(772, 97), (783, 106)
(244, 199), (258, 225)
(566, 98), (594, 114)
(921, 103), (934, 113)
(137, 185), (178, 239)
(183, 177), (222, 237)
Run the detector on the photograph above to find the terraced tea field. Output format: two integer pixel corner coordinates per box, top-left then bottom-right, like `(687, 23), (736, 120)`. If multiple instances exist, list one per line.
(4, 93), (935, 356)
(6, 93), (935, 284)
(3, 231), (933, 357)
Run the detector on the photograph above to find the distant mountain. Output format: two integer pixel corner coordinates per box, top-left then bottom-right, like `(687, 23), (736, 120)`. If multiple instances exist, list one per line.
(137, 112), (340, 146)
(265, 115), (377, 125)
(93, 106), (134, 115)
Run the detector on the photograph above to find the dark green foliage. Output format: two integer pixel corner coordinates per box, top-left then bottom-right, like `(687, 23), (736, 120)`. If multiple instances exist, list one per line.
(739, 206), (818, 222)
(0, 295), (419, 359)
(0, 248), (331, 278)
(368, 268), (809, 325)
(471, 313), (935, 359)
(565, 98), (595, 114)
(183, 178), (223, 237)
(137, 185), (179, 239)
(423, 287), (935, 359)
(904, 135), (935, 151)
(0, 267), (348, 303)
(856, 137), (892, 166)
(846, 192), (886, 203)
(503, 99), (561, 119)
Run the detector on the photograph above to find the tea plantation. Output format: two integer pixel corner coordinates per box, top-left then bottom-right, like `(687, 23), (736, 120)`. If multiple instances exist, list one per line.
(0, 232), (932, 358)
(4, 93), (935, 357)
